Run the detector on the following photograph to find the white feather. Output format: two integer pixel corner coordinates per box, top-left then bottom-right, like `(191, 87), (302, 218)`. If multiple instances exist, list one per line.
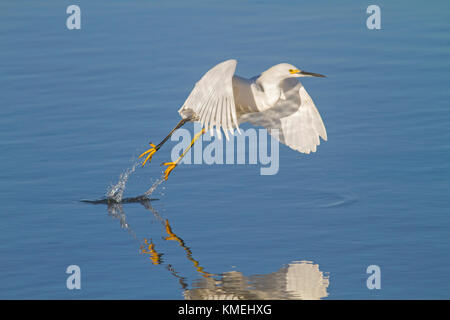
(239, 78), (327, 154)
(178, 59), (240, 138)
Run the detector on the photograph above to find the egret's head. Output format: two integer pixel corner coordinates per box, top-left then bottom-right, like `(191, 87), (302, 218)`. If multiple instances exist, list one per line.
(264, 63), (326, 80)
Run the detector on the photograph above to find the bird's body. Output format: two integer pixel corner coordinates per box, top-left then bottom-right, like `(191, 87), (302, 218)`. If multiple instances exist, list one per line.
(140, 59), (328, 179)
(231, 75), (260, 115)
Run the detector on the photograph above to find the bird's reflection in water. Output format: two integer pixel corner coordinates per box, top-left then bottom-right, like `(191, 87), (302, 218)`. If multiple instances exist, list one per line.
(185, 261), (329, 300)
(140, 238), (163, 265)
(105, 201), (136, 238)
(91, 197), (330, 299)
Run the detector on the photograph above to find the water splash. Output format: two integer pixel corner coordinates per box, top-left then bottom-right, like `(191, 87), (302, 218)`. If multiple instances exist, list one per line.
(144, 176), (165, 197)
(106, 161), (166, 202)
(106, 162), (139, 202)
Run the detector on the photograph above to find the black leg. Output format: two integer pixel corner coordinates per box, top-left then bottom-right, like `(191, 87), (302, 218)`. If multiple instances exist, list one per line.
(139, 118), (189, 166)
(155, 118), (189, 150)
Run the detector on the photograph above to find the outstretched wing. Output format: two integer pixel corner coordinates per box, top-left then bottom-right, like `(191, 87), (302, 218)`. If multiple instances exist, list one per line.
(240, 78), (327, 154)
(178, 59), (240, 140)
(279, 83), (327, 153)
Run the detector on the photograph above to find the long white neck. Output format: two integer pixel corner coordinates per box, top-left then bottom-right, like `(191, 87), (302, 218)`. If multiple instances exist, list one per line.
(253, 74), (283, 111)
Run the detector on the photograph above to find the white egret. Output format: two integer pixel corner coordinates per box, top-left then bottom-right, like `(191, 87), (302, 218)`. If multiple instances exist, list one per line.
(140, 59), (327, 180)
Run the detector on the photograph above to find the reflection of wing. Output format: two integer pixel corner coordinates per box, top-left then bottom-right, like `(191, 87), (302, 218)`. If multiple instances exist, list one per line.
(178, 59), (240, 139)
(240, 78), (327, 154)
(285, 261), (329, 300)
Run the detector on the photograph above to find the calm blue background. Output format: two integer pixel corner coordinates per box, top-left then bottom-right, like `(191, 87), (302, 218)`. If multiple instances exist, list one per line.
(1, 0), (449, 299)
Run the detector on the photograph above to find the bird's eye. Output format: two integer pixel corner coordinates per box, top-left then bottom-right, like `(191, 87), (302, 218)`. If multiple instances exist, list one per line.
(288, 69), (293, 73)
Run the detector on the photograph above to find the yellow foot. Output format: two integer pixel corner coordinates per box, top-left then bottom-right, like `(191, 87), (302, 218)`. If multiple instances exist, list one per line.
(162, 161), (178, 180)
(140, 238), (162, 265)
(164, 219), (180, 241)
(139, 143), (158, 167)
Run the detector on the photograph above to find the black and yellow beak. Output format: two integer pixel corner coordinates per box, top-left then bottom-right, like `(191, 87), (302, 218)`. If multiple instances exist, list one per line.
(289, 69), (326, 78)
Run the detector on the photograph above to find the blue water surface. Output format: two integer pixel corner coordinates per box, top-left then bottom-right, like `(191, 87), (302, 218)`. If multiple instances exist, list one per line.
(0, 0), (449, 299)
